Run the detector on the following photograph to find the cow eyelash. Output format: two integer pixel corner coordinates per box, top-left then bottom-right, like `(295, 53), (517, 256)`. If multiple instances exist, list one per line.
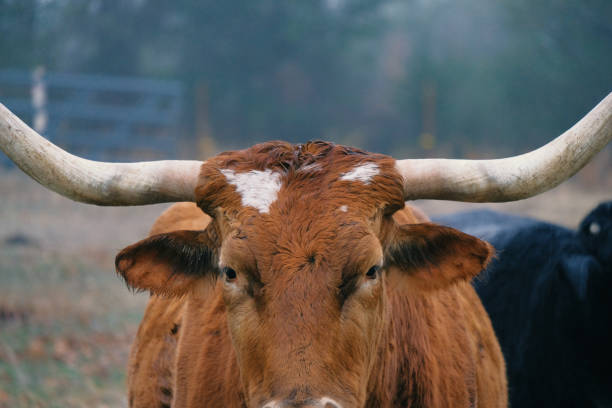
(366, 265), (380, 279)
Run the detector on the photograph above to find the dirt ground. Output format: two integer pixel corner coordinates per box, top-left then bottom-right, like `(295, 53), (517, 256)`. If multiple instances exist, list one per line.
(0, 152), (609, 406)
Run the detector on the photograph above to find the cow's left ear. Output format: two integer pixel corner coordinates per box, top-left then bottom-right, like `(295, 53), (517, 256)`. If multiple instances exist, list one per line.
(385, 223), (494, 291)
(115, 230), (218, 297)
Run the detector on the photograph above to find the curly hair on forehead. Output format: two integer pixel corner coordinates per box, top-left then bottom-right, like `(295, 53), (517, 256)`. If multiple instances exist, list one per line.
(214, 140), (375, 174)
(195, 140), (405, 217)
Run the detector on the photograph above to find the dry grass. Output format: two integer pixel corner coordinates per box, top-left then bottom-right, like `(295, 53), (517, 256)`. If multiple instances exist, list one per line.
(0, 171), (168, 407)
(0, 247), (143, 407)
(0, 152), (609, 406)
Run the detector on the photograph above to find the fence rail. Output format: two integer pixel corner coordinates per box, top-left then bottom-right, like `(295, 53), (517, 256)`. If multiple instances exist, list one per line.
(0, 68), (184, 166)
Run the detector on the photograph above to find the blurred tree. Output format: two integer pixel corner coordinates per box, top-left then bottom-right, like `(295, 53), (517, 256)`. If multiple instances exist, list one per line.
(36, 1), (148, 75)
(391, 0), (611, 156)
(165, 0), (386, 146)
(0, 0), (36, 68)
(0, 0), (610, 156)
(33, 0), (386, 148)
(497, 0), (612, 150)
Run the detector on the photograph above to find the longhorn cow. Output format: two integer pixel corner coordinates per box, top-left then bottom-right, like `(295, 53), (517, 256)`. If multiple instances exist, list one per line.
(1, 93), (611, 407)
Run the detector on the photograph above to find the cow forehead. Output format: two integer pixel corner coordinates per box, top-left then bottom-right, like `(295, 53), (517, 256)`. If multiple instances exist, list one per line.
(222, 208), (378, 261)
(195, 141), (404, 217)
(219, 163), (380, 214)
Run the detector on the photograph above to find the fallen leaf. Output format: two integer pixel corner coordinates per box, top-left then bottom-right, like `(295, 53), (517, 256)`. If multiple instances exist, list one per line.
(26, 338), (46, 359)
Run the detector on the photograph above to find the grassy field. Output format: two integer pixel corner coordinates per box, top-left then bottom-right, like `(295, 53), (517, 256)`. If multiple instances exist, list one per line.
(0, 154), (610, 407)
(0, 247), (141, 407)
(0, 172), (168, 408)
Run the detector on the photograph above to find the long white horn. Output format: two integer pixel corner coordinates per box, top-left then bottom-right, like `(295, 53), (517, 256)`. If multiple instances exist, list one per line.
(0, 103), (203, 206)
(396, 92), (612, 202)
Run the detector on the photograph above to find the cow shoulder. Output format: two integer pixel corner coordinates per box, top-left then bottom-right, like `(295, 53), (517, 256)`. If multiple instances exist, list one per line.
(128, 295), (186, 408)
(454, 281), (508, 407)
(369, 281), (507, 407)
(128, 203), (212, 407)
(173, 292), (245, 407)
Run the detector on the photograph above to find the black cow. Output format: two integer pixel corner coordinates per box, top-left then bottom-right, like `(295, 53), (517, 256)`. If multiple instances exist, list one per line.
(433, 202), (612, 408)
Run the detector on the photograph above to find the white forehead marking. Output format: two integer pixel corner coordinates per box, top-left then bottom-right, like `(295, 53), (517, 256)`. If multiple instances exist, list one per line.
(220, 169), (282, 213)
(339, 205), (348, 212)
(340, 163), (379, 184)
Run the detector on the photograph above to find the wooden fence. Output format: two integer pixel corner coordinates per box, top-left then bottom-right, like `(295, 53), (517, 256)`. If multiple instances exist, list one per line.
(0, 68), (184, 166)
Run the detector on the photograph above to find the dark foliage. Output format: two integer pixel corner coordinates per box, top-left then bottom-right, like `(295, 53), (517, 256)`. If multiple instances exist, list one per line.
(1, 0), (610, 155)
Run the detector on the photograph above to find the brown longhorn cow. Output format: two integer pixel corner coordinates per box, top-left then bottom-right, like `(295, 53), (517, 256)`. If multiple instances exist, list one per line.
(1, 93), (611, 408)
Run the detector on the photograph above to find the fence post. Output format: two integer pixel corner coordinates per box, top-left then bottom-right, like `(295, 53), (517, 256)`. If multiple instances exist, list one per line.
(31, 66), (47, 136)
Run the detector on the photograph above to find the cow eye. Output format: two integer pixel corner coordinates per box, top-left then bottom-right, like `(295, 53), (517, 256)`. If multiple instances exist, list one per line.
(589, 222), (601, 235)
(366, 265), (380, 280)
(223, 267), (237, 282)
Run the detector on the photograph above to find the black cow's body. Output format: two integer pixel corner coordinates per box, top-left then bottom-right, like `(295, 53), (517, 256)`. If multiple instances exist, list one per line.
(433, 202), (612, 408)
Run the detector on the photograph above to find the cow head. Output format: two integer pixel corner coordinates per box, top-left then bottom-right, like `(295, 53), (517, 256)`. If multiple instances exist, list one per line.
(115, 142), (493, 407)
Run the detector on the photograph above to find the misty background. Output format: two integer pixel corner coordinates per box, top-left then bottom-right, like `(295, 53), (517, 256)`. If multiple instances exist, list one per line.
(2, 0), (610, 160)
(0, 2), (611, 406)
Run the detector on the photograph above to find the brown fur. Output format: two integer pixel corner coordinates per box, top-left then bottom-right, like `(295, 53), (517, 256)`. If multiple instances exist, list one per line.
(126, 203), (211, 408)
(119, 142), (507, 407)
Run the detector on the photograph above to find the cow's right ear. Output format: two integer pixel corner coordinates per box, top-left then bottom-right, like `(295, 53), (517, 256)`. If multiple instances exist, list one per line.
(115, 230), (218, 297)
